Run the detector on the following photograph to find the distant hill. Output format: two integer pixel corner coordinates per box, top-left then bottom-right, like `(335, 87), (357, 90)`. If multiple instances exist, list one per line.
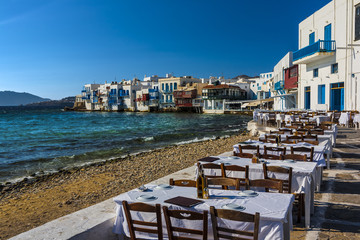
(0, 91), (51, 106)
(26, 96), (75, 108)
(233, 75), (259, 79)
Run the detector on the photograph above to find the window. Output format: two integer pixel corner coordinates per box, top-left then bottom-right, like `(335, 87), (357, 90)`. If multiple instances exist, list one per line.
(313, 68), (318, 78)
(170, 95), (172, 102)
(174, 82), (177, 90)
(166, 95), (168, 102)
(170, 83), (173, 91)
(356, 5), (360, 41)
(290, 67), (298, 78)
(331, 63), (338, 74)
(166, 83), (169, 91)
(162, 83), (164, 90)
(318, 85), (325, 104)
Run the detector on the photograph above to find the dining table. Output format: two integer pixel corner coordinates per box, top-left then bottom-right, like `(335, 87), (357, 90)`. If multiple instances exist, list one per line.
(198, 155), (318, 229)
(113, 185), (294, 240)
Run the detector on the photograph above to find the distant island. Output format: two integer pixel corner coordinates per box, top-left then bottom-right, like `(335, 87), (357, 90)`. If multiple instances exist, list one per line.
(0, 91), (74, 108)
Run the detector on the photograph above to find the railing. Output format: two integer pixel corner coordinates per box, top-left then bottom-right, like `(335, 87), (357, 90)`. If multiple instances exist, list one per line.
(274, 81), (284, 91)
(293, 40), (336, 61)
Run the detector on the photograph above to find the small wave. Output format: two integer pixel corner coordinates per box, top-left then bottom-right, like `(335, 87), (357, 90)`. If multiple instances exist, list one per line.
(224, 128), (242, 133)
(175, 136), (217, 145)
(143, 136), (154, 142)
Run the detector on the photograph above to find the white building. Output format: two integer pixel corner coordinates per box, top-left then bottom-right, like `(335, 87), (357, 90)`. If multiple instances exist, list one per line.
(254, 72), (273, 100)
(272, 52), (298, 110)
(294, 0), (360, 111)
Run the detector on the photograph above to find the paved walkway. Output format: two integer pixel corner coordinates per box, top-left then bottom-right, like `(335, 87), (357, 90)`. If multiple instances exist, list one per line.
(292, 127), (360, 239)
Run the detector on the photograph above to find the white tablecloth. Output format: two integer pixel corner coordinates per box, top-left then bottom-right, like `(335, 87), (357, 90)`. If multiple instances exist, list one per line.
(310, 115), (330, 126)
(284, 115), (294, 123)
(353, 114), (360, 124)
(113, 185), (294, 240)
(199, 156), (317, 229)
(339, 112), (350, 126)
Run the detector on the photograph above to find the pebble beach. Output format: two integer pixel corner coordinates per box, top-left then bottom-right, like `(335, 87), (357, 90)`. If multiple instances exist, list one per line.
(0, 133), (253, 239)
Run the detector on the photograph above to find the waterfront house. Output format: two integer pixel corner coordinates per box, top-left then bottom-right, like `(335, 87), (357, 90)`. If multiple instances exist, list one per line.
(294, 0), (360, 111)
(158, 75), (202, 109)
(202, 84), (247, 113)
(82, 84), (101, 110)
(121, 79), (142, 111)
(173, 83), (208, 112)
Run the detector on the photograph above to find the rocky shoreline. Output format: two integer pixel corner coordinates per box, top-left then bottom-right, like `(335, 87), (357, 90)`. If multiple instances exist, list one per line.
(0, 132), (254, 240)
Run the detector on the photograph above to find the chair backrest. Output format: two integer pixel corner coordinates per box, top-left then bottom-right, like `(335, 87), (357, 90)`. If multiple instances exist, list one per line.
(169, 178), (196, 187)
(309, 129), (325, 135)
(247, 179), (283, 193)
(238, 145), (259, 155)
(263, 164), (292, 193)
(221, 165), (249, 183)
(303, 134), (318, 141)
(205, 177), (240, 190)
(301, 140), (319, 145)
(264, 146), (286, 155)
(296, 128), (309, 134)
(286, 135), (303, 141)
(281, 139), (296, 144)
(162, 206), (208, 240)
(234, 152), (254, 158)
(278, 128), (293, 134)
(283, 154), (307, 161)
(270, 130), (284, 135)
(265, 134), (278, 140)
(258, 153), (283, 160)
(122, 201), (163, 240)
(198, 162), (223, 178)
(291, 146), (314, 161)
(210, 207), (260, 240)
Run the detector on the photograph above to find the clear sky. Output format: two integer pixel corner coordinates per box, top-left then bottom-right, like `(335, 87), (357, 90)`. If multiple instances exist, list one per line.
(0, 0), (331, 100)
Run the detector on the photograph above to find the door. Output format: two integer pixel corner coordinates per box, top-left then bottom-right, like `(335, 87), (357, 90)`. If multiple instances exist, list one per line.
(330, 82), (344, 111)
(309, 32), (315, 45)
(305, 87), (311, 109)
(324, 24), (332, 50)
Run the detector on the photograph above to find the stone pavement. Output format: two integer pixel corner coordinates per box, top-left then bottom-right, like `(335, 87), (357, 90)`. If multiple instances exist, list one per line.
(291, 127), (360, 240)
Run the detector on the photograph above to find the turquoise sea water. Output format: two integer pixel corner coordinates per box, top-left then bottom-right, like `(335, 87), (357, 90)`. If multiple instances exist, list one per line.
(0, 107), (251, 184)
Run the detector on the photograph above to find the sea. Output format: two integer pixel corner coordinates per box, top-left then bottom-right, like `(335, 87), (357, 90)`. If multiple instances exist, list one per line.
(0, 106), (251, 184)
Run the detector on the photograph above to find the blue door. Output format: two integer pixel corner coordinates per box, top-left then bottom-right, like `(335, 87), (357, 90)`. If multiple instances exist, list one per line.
(305, 87), (311, 109)
(330, 82), (344, 111)
(309, 32), (315, 45)
(324, 24), (332, 50)
(324, 24), (331, 40)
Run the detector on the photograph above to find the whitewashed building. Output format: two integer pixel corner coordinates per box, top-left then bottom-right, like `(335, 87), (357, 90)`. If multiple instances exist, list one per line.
(294, 0), (360, 111)
(272, 52), (298, 110)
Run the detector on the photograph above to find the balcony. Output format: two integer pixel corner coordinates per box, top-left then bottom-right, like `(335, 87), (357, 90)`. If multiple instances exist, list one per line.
(293, 40), (336, 64)
(274, 81), (284, 91)
(257, 86), (261, 91)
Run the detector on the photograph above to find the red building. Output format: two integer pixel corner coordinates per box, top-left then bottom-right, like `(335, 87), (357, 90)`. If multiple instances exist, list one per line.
(284, 65), (298, 89)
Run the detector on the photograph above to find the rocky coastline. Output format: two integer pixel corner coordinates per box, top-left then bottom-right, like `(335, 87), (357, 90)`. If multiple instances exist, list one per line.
(0, 132), (254, 239)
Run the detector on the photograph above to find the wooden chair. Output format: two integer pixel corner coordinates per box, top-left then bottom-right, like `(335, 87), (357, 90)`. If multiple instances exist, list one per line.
(162, 206), (208, 240)
(122, 201), (163, 240)
(210, 206), (260, 240)
(246, 179), (283, 193)
(270, 130), (284, 135)
(263, 146), (286, 155)
(234, 152), (254, 158)
(281, 140), (296, 144)
(309, 129), (324, 135)
(291, 122), (304, 128)
(301, 140), (319, 145)
(169, 178), (196, 187)
(283, 154), (307, 161)
(286, 135), (303, 142)
(303, 134), (318, 141)
(262, 164), (304, 223)
(198, 162), (223, 178)
(296, 128), (309, 135)
(205, 177), (240, 190)
(291, 147), (314, 161)
(262, 164), (292, 193)
(257, 154), (283, 160)
(221, 165), (249, 187)
(304, 122), (317, 128)
(278, 128), (293, 135)
(238, 145), (260, 155)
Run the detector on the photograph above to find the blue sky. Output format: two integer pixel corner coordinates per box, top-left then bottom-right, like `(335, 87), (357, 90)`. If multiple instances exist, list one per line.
(0, 0), (331, 99)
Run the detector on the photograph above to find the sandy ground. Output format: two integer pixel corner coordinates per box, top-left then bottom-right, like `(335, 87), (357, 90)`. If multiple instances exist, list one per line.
(0, 133), (252, 240)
